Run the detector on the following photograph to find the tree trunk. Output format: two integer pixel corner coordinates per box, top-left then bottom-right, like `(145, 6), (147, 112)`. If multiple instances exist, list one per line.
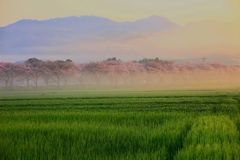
(57, 76), (60, 87)
(26, 78), (29, 87)
(45, 78), (49, 86)
(64, 78), (67, 86)
(10, 79), (13, 87)
(96, 73), (100, 86)
(4, 79), (8, 87)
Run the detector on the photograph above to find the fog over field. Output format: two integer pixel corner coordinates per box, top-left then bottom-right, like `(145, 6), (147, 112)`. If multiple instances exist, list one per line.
(1, 57), (240, 91)
(1, 1), (240, 159)
(1, 14), (240, 91)
(1, 15), (240, 64)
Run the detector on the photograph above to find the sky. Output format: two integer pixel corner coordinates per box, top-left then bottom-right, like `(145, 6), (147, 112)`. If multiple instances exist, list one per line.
(0, 0), (240, 27)
(0, 0), (240, 64)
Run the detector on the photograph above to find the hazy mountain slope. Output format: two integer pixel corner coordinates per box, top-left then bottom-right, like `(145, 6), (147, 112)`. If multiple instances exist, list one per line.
(0, 16), (239, 64)
(0, 15), (178, 49)
(121, 21), (240, 63)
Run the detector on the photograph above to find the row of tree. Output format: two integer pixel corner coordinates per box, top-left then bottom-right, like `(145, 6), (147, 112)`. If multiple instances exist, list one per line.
(0, 58), (239, 87)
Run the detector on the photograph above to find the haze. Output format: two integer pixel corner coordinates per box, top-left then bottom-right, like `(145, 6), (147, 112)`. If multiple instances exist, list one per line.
(0, 0), (240, 27)
(0, 0), (240, 64)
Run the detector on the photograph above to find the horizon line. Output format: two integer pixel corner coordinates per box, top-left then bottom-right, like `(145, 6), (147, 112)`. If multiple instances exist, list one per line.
(1, 14), (235, 28)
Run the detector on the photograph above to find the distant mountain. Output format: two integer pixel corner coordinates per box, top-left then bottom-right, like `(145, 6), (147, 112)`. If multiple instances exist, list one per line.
(0, 16), (239, 64)
(0, 16), (178, 46)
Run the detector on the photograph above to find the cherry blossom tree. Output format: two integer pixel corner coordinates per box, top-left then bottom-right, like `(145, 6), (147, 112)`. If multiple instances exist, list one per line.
(0, 57), (239, 88)
(24, 58), (44, 87)
(48, 60), (79, 86)
(62, 61), (79, 86)
(126, 62), (145, 84)
(0, 62), (23, 87)
(104, 60), (128, 85)
(77, 64), (86, 85)
(82, 62), (109, 86)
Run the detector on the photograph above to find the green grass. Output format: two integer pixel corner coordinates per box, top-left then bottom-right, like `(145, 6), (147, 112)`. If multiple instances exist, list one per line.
(0, 89), (240, 159)
(175, 116), (240, 160)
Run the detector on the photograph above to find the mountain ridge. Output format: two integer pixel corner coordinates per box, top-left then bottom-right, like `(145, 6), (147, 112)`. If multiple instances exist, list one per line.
(0, 15), (239, 64)
(3, 15), (178, 27)
(0, 15), (179, 53)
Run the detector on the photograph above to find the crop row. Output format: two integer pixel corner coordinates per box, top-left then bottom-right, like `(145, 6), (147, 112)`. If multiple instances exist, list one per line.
(0, 95), (239, 113)
(175, 116), (240, 159)
(0, 112), (193, 160)
(1, 91), (240, 159)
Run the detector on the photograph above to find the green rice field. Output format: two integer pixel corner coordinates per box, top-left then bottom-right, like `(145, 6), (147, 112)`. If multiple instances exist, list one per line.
(1, 89), (240, 159)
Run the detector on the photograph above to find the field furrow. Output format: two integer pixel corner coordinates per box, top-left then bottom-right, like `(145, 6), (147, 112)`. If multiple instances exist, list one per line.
(0, 90), (239, 159)
(175, 115), (240, 160)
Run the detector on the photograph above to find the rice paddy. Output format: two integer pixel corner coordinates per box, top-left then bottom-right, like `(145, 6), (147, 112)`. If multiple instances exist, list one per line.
(0, 89), (240, 159)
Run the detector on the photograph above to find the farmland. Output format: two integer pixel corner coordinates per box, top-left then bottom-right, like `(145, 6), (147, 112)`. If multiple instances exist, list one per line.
(0, 89), (240, 159)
